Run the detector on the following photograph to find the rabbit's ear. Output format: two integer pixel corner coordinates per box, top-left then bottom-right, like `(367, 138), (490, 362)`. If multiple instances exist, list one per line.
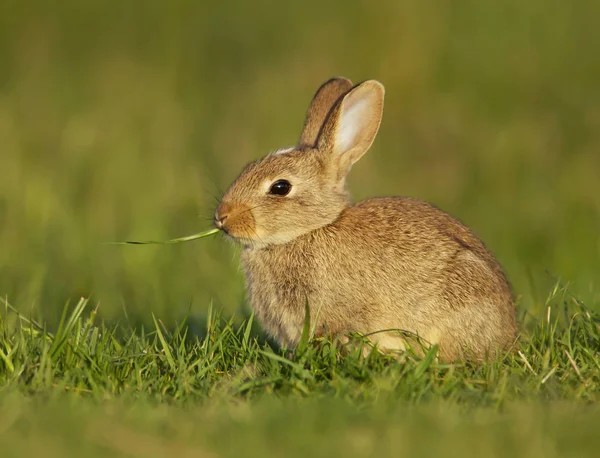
(298, 77), (354, 148)
(317, 80), (384, 176)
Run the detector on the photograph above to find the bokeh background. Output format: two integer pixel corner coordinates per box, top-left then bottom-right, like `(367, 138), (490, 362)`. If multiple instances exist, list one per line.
(1, 0), (599, 326)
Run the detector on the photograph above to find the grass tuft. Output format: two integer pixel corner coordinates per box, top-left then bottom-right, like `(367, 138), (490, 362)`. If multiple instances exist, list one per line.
(0, 284), (597, 405)
(0, 285), (598, 456)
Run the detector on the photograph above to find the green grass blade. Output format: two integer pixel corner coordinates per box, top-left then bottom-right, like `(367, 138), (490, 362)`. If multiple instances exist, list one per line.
(50, 298), (90, 359)
(258, 349), (304, 371)
(106, 228), (219, 245)
(242, 313), (255, 351)
(296, 299), (312, 354)
(414, 344), (439, 379)
(0, 347), (14, 374)
(152, 314), (176, 371)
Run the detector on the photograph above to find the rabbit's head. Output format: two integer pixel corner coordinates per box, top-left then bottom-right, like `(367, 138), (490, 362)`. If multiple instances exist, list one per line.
(215, 77), (385, 247)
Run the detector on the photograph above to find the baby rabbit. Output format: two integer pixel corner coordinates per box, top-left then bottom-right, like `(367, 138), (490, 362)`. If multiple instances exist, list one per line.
(215, 77), (517, 361)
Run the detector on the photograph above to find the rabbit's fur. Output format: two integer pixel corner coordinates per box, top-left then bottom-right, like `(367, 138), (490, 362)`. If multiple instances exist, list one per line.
(215, 77), (517, 361)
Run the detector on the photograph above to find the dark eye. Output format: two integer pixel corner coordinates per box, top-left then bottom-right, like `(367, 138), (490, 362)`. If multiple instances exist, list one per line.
(269, 179), (292, 196)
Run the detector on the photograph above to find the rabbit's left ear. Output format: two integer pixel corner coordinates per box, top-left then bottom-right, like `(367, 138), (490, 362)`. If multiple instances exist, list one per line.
(317, 80), (384, 176)
(298, 77), (353, 148)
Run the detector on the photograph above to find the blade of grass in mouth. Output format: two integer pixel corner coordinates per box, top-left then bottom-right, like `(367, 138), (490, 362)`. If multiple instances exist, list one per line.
(107, 228), (220, 245)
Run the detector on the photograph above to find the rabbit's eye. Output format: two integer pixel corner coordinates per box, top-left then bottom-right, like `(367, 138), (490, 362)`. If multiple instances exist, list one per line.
(269, 180), (292, 196)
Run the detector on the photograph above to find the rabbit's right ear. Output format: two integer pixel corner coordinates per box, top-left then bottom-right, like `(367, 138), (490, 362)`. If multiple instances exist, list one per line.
(298, 77), (353, 148)
(316, 80), (384, 179)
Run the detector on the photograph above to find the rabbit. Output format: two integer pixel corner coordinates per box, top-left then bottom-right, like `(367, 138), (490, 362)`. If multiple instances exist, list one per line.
(214, 77), (517, 362)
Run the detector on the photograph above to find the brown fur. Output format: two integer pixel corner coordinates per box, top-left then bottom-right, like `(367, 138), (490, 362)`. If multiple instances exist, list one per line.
(298, 77), (353, 148)
(215, 77), (517, 362)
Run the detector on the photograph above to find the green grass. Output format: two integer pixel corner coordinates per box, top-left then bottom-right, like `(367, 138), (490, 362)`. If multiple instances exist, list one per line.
(0, 284), (599, 456)
(0, 284), (597, 404)
(1, 0), (600, 455)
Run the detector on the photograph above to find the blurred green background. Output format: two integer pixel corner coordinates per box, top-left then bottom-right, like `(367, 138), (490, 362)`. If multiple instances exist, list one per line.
(1, 0), (599, 326)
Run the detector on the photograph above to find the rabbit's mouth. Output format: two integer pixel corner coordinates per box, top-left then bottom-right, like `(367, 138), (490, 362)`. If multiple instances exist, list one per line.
(217, 228), (269, 250)
(214, 200), (261, 244)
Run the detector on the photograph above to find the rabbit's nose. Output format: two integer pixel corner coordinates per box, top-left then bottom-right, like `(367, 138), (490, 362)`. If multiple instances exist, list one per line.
(214, 214), (227, 229)
(214, 203), (231, 230)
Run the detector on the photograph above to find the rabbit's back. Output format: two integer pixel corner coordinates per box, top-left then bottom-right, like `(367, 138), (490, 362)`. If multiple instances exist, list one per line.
(241, 196), (517, 360)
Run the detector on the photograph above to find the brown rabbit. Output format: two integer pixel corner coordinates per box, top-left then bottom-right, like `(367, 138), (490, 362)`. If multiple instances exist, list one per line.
(214, 77), (517, 361)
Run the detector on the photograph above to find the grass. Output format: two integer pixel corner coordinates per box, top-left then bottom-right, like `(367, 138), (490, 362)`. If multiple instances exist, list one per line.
(0, 284), (597, 403)
(1, 0), (600, 455)
(0, 283), (599, 456)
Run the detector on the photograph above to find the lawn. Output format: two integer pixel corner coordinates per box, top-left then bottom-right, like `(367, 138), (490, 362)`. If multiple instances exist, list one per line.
(0, 287), (599, 457)
(0, 1), (599, 456)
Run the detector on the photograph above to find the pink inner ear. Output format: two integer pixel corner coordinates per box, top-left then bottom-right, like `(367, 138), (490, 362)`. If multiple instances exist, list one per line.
(336, 97), (369, 154)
